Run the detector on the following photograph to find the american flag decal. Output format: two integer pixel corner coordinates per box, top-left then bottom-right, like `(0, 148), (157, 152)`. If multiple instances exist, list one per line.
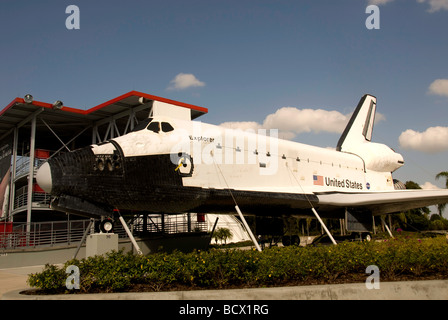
(313, 175), (324, 186)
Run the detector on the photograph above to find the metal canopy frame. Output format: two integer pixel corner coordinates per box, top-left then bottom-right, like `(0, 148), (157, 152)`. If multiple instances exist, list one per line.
(0, 91), (207, 223)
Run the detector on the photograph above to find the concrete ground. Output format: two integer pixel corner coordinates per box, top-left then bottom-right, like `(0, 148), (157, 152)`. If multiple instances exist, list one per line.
(0, 265), (45, 298)
(1, 265), (448, 300)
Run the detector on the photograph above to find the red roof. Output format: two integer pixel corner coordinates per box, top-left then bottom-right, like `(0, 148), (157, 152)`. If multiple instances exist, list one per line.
(65, 91), (207, 115)
(0, 91), (208, 138)
(2, 90), (207, 116)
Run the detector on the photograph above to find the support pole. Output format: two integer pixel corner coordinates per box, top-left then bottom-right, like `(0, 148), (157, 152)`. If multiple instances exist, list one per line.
(41, 118), (71, 152)
(235, 205), (262, 252)
(372, 216), (377, 235)
(283, 164), (336, 245)
(311, 208), (337, 245)
(73, 218), (94, 259)
(187, 212), (191, 233)
(209, 217), (219, 244)
(26, 116), (36, 238)
(118, 213), (143, 255)
(211, 158), (261, 251)
(381, 216), (394, 238)
(143, 213), (148, 234)
(8, 127), (18, 222)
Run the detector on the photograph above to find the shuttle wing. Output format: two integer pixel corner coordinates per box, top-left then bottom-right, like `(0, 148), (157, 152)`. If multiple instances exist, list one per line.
(316, 189), (448, 216)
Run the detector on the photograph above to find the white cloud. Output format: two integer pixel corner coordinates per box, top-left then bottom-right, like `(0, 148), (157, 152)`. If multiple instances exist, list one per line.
(375, 112), (387, 123)
(368, 0), (395, 5)
(167, 73), (205, 90)
(368, 0), (448, 12)
(399, 126), (448, 153)
(219, 121), (262, 132)
(428, 79), (448, 97)
(219, 106), (386, 141)
(421, 181), (441, 189)
(262, 107), (349, 135)
(220, 108), (349, 140)
(417, 0), (448, 12)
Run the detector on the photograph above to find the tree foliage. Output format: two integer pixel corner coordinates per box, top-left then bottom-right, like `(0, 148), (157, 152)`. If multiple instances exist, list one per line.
(435, 171), (448, 216)
(213, 228), (233, 245)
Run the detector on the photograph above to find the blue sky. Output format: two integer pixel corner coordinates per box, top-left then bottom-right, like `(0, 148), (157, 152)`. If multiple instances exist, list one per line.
(0, 0), (447, 190)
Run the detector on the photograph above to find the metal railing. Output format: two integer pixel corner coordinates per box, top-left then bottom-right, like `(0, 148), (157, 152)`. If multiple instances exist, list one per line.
(12, 154), (52, 213)
(0, 214), (208, 250)
(13, 188), (51, 211)
(1, 220), (93, 249)
(133, 214), (208, 235)
(15, 155), (47, 179)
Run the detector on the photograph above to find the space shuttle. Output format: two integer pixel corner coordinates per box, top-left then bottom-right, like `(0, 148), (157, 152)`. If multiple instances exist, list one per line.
(36, 94), (448, 235)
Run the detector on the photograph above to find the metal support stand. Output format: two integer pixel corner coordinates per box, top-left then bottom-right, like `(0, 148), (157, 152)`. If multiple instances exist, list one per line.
(209, 216), (219, 244)
(381, 216), (394, 238)
(284, 164), (336, 245)
(311, 208), (337, 245)
(235, 205), (262, 252)
(73, 218), (94, 259)
(26, 116), (36, 238)
(211, 157), (261, 251)
(372, 215), (377, 234)
(118, 213), (143, 255)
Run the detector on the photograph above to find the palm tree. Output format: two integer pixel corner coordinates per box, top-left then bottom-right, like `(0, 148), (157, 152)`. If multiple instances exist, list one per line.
(213, 228), (233, 245)
(435, 171), (448, 216)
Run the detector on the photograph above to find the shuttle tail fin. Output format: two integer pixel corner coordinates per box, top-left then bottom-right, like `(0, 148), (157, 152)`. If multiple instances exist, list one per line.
(336, 94), (377, 152)
(336, 94), (403, 173)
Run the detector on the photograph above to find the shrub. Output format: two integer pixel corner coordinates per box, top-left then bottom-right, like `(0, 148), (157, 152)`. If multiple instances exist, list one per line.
(429, 217), (448, 230)
(27, 236), (448, 294)
(27, 264), (66, 293)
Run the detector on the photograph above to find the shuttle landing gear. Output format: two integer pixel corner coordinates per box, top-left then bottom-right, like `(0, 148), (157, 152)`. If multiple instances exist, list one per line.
(281, 235), (301, 247)
(99, 218), (114, 233)
(254, 216), (302, 248)
(361, 232), (372, 242)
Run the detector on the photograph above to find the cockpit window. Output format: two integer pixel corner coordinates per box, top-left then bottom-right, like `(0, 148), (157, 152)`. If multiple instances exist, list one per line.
(147, 121), (160, 133)
(131, 118), (153, 132)
(131, 118), (174, 134)
(161, 122), (174, 133)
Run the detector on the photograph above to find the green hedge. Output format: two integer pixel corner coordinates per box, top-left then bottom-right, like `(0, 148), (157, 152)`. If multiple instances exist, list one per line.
(28, 236), (448, 294)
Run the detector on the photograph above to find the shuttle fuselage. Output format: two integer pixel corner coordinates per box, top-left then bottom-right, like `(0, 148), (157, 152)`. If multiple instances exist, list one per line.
(37, 95), (406, 219)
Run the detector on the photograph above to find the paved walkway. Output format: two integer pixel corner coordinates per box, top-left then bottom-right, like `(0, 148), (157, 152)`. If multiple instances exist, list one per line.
(0, 265), (46, 298)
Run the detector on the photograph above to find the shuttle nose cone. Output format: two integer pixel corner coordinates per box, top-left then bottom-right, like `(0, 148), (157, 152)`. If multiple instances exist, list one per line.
(36, 162), (52, 194)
